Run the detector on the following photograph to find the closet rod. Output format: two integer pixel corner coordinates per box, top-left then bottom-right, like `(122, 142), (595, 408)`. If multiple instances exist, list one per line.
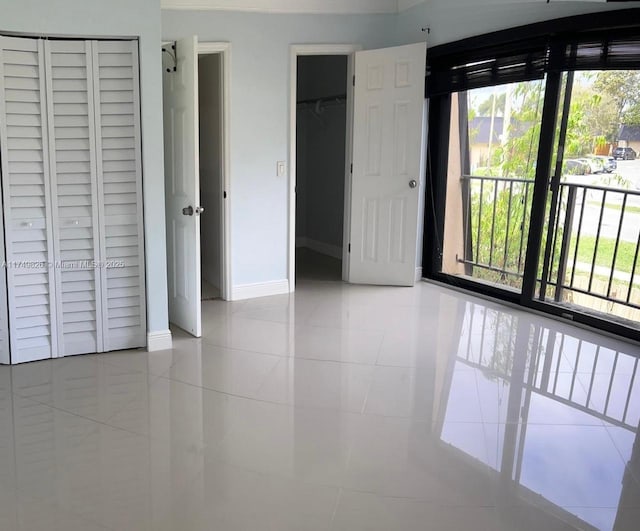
(296, 93), (347, 106)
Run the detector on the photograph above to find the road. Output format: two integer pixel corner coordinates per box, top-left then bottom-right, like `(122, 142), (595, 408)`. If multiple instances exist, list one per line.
(565, 159), (640, 244)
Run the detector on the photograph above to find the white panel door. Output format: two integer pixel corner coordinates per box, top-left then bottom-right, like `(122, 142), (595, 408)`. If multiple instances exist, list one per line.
(162, 36), (201, 337)
(0, 36), (58, 363)
(92, 40), (146, 351)
(349, 43), (426, 286)
(44, 39), (103, 356)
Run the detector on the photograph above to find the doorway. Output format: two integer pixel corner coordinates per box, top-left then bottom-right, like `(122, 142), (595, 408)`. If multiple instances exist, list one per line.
(198, 52), (223, 300)
(165, 40), (425, 336)
(289, 45), (358, 287)
(162, 38), (231, 337)
(295, 55), (349, 282)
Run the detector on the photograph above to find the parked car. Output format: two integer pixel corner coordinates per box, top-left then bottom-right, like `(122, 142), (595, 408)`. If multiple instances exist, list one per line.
(577, 157), (603, 174)
(614, 147), (637, 160)
(592, 155), (617, 173)
(563, 158), (590, 175)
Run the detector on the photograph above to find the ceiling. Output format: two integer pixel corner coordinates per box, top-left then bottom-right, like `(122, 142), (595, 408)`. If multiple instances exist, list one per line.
(160, 0), (424, 15)
(160, 1), (617, 15)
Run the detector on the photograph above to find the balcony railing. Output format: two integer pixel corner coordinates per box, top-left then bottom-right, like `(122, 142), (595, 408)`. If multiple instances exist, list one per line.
(457, 302), (639, 431)
(459, 174), (640, 324)
(459, 175), (534, 284)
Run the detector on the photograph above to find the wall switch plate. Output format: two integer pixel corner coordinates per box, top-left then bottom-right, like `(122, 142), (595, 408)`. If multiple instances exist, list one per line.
(277, 161), (286, 177)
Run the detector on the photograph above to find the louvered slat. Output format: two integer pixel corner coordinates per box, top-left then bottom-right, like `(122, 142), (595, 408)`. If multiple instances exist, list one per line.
(93, 40), (145, 351)
(0, 36), (57, 363)
(45, 39), (103, 356)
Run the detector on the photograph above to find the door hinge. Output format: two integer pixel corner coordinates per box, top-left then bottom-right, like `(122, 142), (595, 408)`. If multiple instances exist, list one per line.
(350, 163), (353, 174)
(223, 191), (227, 199)
(352, 75), (355, 87)
(348, 243), (351, 253)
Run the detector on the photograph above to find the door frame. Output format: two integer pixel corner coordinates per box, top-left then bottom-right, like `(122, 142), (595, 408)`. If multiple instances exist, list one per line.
(288, 44), (360, 290)
(197, 41), (232, 301)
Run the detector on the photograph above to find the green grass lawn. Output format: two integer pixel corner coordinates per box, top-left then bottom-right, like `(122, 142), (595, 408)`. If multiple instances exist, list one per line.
(572, 235), (637, 273)
(587, 201), (640, 215)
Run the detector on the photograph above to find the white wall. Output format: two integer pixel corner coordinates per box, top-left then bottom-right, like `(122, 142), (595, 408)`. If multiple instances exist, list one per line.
(161, 10), (397, 287)
(0, 0), (169, 339)
(198, 53), (222, 291)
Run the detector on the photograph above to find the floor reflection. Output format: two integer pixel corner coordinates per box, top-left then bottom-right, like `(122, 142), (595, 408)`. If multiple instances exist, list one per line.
(439, 301), (640, 531)
(0, 281), (638, 530)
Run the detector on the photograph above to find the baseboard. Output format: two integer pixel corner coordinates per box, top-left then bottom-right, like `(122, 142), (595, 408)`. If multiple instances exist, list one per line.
(415, 267), (423, 282)
(147, 329), (173, 352)
(297, 237), (342, 260)
(231, 279), (290, 301)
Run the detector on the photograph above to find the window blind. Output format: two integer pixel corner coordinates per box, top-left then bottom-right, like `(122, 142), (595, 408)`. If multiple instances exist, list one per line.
(426, 12), (640, 97)
(427, 38), (548, 97)
(560, 29), (640, 71)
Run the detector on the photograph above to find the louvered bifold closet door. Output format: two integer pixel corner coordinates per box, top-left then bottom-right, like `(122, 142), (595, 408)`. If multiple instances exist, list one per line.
(44, 40), (103, 356)
(0, 202), (9, 364)
(0, 37), (58, 363)
(92, 41), (146, 351)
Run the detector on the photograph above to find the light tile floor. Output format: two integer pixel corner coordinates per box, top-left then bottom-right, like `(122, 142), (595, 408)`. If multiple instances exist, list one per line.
(1, 278), (640, 530)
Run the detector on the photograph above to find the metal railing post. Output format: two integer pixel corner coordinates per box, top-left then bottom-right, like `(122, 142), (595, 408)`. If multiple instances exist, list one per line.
(555, 185), (577, 302)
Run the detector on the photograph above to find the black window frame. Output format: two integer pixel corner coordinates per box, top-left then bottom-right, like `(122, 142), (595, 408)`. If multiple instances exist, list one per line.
(423, 8), (640, 344)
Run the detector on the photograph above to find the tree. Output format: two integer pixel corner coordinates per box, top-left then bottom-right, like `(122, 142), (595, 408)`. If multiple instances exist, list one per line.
(621, 102), (640, 126)
(571, 85), (617, 146)
(479, 80), (544, 179)
(563, 86), (603, 156)
(477, 93), (506, 117)
(593, 71), (640, 138)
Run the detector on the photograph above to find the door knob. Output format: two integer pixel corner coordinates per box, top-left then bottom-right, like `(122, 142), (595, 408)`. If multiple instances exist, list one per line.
(182, 205), (194, 216)
(195, 206), (205, 215)
(409, 179), (418, 189)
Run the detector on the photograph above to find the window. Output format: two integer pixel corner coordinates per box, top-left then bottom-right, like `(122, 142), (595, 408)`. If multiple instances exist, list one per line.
(425, 8), (640, 342)
(440, 80), (546, 292)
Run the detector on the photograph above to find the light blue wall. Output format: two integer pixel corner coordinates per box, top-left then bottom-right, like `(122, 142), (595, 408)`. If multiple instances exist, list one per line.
(395, 1), (430, 46)
(162, 10), (398, 286)
(0, 0), (169, 336)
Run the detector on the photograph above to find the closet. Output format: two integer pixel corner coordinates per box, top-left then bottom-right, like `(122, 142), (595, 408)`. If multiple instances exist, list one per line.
(0, 36), (146, 364)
